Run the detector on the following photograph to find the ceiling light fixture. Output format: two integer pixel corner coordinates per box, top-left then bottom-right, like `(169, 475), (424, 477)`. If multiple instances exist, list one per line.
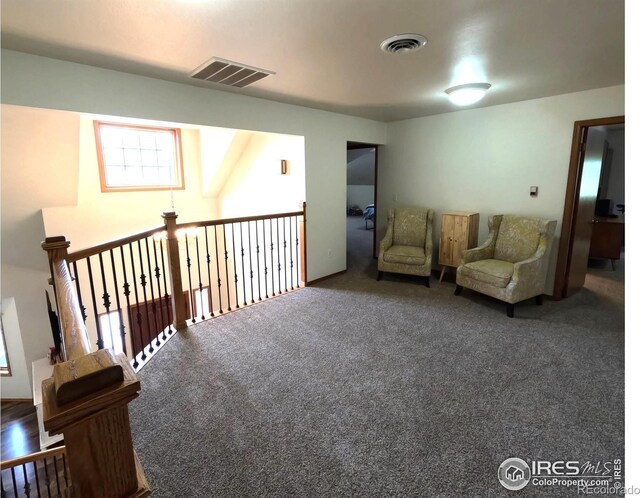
(445, 83), (491, 106)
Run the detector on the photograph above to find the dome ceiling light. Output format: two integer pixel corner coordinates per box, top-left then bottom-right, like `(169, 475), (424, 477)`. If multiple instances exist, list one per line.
(445, 83), (492, 106)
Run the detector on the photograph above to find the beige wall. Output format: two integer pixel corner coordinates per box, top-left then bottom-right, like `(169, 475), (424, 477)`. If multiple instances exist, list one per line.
(378, 85), (625, 294)
(216, 132), (305, 218)
(1, 105), (82, 395)
(42, 116), (214, 247)
(1, 49), (388, 283)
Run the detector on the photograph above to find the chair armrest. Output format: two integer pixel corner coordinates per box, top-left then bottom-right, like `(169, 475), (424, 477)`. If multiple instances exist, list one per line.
(511, 232), (550, 284)
(379, 211), (394, 254)
(380, 229), (393, 253)
(423, 209), (434, 265)
(462, 215), (500, 264)
(462, 242), (494, 264)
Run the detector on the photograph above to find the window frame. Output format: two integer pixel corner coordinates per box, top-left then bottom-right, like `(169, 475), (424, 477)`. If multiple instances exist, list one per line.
(0, 315), (12, 377)
(94, 121), (185, 193)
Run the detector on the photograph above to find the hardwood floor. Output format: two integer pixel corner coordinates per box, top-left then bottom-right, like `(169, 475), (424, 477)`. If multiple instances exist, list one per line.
(1, 400), (40, 460)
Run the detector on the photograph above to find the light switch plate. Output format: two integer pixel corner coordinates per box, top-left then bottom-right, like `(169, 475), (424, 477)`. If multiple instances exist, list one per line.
(530, 186), (538, 197)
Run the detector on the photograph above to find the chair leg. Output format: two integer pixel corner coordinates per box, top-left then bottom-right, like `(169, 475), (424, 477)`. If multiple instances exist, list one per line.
(454, 285), (463, 296)
(425, 276), (430, 288)
(506, 303), (515, 318)
(377, 271), (383, 281)
(535, 295), (543, 306)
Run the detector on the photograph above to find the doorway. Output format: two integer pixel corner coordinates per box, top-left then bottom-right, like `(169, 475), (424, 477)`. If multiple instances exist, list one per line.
(346, 142), (378, 270)
(554, 116), (625, 299)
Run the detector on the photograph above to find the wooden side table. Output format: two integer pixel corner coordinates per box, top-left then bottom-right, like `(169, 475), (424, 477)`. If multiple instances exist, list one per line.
(439, 211), (479, 282)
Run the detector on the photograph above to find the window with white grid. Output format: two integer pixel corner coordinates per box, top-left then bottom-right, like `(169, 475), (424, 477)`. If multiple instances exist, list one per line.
(94, 122), (184, 192)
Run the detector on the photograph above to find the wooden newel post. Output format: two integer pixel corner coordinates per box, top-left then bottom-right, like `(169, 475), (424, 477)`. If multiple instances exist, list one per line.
(41, 237), (150, 498)
(162, 211), (187, 330)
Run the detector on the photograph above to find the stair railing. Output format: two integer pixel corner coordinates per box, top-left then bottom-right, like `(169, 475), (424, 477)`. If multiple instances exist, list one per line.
(41, 238), (150, 498)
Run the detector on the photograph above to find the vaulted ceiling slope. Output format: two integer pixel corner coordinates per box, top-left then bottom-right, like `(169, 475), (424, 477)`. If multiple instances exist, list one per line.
(0, 0), (625, 122)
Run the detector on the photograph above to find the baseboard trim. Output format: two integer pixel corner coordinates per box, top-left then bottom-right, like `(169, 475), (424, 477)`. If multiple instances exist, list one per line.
(0, 398), (33, 403)
(306, 270), (347, 286)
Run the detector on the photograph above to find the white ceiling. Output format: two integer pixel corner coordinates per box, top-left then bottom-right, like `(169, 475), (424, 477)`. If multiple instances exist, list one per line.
(0, 0), (625, 122)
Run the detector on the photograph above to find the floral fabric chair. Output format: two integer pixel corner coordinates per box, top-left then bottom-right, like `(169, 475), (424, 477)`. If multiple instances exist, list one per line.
(454, 215), (557, 317)
(377, 207), (434, 287)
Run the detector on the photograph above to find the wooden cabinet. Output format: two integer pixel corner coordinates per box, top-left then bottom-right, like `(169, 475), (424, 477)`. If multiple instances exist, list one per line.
(439, 212), (479, 281)
(589, 218), (624, 269)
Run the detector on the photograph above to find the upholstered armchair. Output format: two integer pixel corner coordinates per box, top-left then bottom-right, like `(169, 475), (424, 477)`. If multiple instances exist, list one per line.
(377, 207), (434, 287)
(454, 215), (556, 317)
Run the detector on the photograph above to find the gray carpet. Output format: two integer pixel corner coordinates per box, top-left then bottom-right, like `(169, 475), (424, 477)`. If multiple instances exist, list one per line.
(130, 217), (624, 497)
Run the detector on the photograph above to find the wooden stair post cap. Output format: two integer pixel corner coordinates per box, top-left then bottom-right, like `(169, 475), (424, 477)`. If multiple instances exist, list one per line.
(53, 348), (124, 405)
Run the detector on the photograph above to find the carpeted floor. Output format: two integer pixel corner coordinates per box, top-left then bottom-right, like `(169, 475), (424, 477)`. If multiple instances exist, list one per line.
(130, 217), (624, 497)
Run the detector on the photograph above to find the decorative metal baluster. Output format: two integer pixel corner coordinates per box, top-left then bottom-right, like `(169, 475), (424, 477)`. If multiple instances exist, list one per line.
(61, 453), (69, 491)
(72, 261), (87, 322)
(42, 459), (52, 498)
(222, 224), (232, 312)
(230, 224), (240, 309)
(119, 246), (135, 357)
(295, 214), (300, 288)
(289, 216), (294, 290)
(32, 461), (42, 498)
(247, 221), (255, 303)
(276, 217), (282, 294)
(204, 227), (215, 317)
(282, 217), (288, 292)
(263, 219), (269, 299)
(151, 237), (166, 343)
(270, 219), (275, 297)
(158, 240), (173, 336)
(239, 222), (247, 306)
(194, 232), (206, 320)
(137, 240), (154, 354)
(213, 225), (224, 314)
(130, 243), (146, 364)
(97, 253), (115, 350)
(129, 241), (147, 362)
(254, 221), (261, 302)
(85, 257), (104, 349)
(109, 249), (127, 356)
(21, 464), (31, 497)
(10, 467), (18, 498)
(52, 457), (61, 497)
(144, 238), (160, 347)
(184, 232), (196, 322)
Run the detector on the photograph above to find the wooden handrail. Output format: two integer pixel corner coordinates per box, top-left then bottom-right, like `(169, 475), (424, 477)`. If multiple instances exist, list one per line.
(176, 209), (304, 230)
(42, 237), (91, 361)
(0, 446), (67, 470)
(67, 226), (165, 262)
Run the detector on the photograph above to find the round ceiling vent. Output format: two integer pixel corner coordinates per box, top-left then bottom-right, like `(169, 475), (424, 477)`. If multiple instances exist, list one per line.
(380, 34), (427, 54)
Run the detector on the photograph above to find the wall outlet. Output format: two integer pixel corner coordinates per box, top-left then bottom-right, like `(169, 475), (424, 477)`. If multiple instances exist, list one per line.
(393, 193), (398, 202)
(530, 186), (538, 197)
(327, 248), (333, 257)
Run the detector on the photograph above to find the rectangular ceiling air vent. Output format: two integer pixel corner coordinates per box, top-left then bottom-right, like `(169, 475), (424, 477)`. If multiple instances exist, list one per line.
(190, 57), (274, 88)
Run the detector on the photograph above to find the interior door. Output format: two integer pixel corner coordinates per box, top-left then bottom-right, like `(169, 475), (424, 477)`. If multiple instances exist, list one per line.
(565, 127), (606, 296)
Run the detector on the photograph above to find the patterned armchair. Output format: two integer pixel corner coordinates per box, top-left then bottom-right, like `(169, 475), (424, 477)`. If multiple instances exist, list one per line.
(454, 215), (557, 317)
(377, 207), (434, 287)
